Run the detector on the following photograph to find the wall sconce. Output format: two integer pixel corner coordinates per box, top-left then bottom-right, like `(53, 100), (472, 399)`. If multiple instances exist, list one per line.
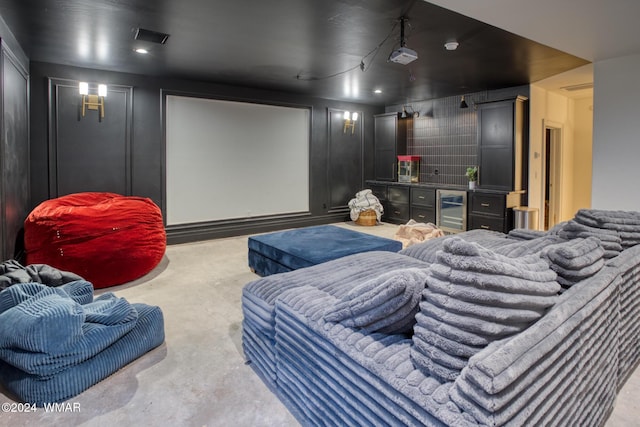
(400, 106), (419, 118)
(459, 96), (469, 109)
(343, 111), (358, 134)
(79, 82), (107, 118)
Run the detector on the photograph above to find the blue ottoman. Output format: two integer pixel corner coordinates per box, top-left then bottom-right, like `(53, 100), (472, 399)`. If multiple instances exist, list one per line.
(248, 225), (402, 276)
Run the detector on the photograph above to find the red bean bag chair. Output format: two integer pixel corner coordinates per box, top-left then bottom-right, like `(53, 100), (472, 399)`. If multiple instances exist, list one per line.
(24, 192), (166, 289)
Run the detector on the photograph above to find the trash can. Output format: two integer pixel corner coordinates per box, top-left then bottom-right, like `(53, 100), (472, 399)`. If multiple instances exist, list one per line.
(513, 206), (538, 230)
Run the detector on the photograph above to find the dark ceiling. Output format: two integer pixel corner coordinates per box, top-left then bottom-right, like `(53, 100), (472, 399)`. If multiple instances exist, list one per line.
(0, 0), (588, 105)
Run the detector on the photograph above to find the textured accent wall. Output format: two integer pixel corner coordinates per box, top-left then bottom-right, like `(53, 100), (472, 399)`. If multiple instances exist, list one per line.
(388, 85), (529, 187)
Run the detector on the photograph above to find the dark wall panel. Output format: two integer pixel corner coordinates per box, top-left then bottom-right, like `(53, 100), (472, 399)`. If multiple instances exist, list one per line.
(29, 62), (383, 243)
(1, 44), (29, 260)
(48, 79), (132, 197)
(327, 108), (363, 212)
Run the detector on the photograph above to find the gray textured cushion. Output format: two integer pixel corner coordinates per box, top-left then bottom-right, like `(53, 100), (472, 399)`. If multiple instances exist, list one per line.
(411, 237), (560, 383)
(323, 268), (429, 334)
(541, 237), (606, 289)
(557, 220), (623, 257)
(575, 209), (640, 248)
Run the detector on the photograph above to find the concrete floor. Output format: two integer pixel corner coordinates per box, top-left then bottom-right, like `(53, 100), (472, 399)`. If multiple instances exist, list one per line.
(0, 221), (638, 426)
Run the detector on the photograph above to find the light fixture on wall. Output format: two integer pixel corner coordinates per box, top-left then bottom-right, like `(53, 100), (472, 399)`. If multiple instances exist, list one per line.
(400, 105), (419, 119)
(79, 82), (107, 118)
(459, 96), (469, 109)
(343, 111), (358, 134)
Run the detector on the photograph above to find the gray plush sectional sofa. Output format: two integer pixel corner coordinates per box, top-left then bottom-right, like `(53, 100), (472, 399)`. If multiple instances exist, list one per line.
(242, 209), (640, 426)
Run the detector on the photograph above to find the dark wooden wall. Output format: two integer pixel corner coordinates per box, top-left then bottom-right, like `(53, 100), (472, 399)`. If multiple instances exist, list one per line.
(0, 23), (30, 261)
(29, 62), (383, 244)
(47, 78), (133, 197)
(327, 108), (364, 213)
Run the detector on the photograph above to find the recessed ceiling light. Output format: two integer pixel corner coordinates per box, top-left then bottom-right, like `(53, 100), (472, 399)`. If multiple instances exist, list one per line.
(135, 48), (149, 54)
(444, 41), (459, 51)
(374, 89), (382, 94)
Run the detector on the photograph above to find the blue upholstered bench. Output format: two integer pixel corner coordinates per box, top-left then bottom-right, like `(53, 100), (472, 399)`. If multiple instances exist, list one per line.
(248, 225), (402, 276)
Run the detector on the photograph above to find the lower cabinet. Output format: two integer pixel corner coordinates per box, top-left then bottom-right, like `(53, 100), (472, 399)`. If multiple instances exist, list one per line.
(386, 186), (410, 223)
(366, 181), (435, 225)
(410, 187), (436, 224)
(367, 182), (519, 233)
(467, 191), (519, 233)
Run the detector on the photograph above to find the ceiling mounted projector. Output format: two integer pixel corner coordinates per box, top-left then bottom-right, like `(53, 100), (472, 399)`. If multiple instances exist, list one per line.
(389, 16), (418, 65)
(389, 46), (418, 65)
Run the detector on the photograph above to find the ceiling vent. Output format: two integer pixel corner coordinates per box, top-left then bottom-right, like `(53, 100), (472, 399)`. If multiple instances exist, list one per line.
(134, 28), (170, 44)
(560, 82), (594, 92)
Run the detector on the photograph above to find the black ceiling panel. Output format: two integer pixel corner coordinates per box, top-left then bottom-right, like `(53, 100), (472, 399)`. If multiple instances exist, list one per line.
(0, 0), (589, 105)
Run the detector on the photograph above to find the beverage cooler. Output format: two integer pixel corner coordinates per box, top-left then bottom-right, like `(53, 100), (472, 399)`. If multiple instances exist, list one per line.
(436, 189), (467, 234)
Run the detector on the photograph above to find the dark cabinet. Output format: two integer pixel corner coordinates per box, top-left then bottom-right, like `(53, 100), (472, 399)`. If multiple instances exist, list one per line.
(366, 180), (439, 225)
(477, 96), (527, 192)
(386, 186), (410, 223)
(374, 113), (407, 181)
(368, 183), (387, 205)
(410, 187), (436, 224)
(467, 191), (522, 233)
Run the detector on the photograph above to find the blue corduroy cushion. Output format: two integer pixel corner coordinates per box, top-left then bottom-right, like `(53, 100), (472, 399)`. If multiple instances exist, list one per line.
(248, 225), (402, 276)
(0, 303), (164, 405)
(0, 282), (164, 405)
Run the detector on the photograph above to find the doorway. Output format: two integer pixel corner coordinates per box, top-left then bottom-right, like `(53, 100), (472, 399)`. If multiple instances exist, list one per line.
(542, 123), (563, 230)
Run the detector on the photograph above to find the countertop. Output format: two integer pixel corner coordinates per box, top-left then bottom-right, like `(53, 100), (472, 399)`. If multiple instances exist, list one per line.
(365, 179), (522, 195)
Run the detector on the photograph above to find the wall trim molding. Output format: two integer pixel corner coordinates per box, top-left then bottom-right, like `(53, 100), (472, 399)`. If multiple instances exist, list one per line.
(46, 77), (133, 197)
(165, 212), (349, 244)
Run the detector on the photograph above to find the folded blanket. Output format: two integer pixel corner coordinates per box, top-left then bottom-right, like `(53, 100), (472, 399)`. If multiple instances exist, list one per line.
(323, 268), (428, 334)
(0, 260), (83, 291)
(0, 282), (138, 376)
(394, 220), (445, 248)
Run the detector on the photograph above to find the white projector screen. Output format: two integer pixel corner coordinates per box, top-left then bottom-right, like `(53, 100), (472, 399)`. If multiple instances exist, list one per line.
(165, 95), (310, 225)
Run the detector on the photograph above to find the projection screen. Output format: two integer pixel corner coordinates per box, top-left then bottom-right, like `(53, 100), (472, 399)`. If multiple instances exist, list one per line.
(165, 95), (310, 225)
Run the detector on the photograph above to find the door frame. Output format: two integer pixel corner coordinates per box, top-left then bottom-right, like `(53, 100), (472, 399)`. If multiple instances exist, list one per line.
(541, 120), (563, 230)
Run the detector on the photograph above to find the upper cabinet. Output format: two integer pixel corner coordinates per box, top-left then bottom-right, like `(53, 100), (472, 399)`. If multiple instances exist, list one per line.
(374, 112), (407, 181)
(476, 96), (528, 191)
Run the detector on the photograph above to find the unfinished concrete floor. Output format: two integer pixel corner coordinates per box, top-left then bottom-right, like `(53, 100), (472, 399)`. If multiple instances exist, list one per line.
(0, 221), (638, 426)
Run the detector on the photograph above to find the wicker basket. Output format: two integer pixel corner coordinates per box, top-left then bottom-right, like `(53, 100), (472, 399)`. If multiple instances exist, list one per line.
(355, 209), (377, 226)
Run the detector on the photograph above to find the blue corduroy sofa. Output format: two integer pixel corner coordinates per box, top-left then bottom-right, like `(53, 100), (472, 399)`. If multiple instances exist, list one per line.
(242, 209), (640, 426)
